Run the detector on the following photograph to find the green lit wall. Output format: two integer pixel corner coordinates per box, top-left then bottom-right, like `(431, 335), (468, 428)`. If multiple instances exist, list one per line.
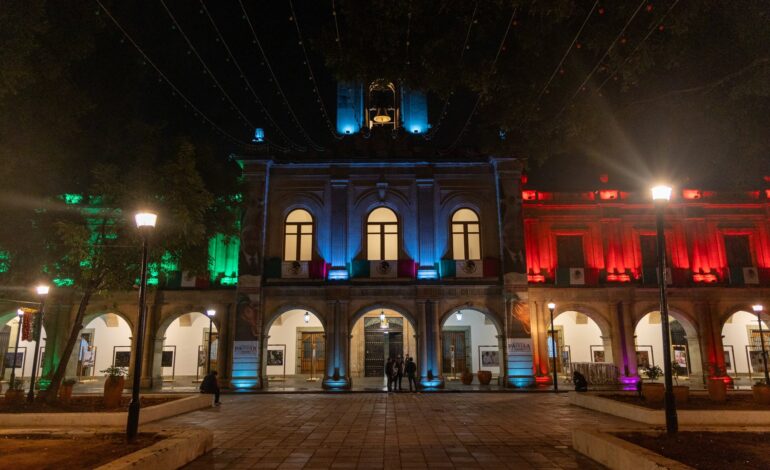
(209, 234), (239, 286)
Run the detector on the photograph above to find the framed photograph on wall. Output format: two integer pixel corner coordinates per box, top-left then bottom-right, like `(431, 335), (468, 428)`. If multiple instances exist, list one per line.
(636, 345), (654, 370)
(723, 345), (735, 374)
(478, 345), (500, 370)
(267, 349), (284, 366)
(672, 344), (689, 375)
(267, 344), (287, 381)
(112, 346), (131, 368)
(589, 345), (605, 363)
(747, 346), (767, 375)
(4, 348), (25, 369)
(161, 349), (175, 368)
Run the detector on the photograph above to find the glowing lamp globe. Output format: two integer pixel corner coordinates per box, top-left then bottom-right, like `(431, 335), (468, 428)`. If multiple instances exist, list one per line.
(17, 308), (23, 317)
(135, 212), (157, 228)
(36, 285), (50, 296)
(651, 185), (672, 201)
(455, 311), (463, 321)
(753, 304), (764, 313)
(547, 302), (556, 311)
(372, 109), (391, 123)
(206, 309), (216, 318)
(304, 311), (310, 324)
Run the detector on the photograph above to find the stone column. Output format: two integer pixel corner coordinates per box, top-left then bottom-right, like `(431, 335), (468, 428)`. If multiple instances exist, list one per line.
(418, 299), (444, 388)
(323, 300), (351, 389)
(416, 178), (436, 274)
(216, 303), (233, 386)
(506, 295), (536, 388)
(330, 178), (348, 270)
(694, 300), (722, 380)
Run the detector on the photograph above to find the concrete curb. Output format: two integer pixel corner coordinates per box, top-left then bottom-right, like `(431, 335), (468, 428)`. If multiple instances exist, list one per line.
(572, 429), (694, 470)
(95, 427), (213, 470)
(569, 392), (770, 426)
(0, 394), (212, 427)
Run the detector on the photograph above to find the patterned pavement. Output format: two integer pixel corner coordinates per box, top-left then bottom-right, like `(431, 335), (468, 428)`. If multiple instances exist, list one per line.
(160, 392), (643, 469)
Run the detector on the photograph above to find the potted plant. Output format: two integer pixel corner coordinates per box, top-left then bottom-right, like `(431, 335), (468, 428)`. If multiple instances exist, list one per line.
(707, 364), (728, 403)
(641, 365), (665, 403)
(101, 366), (126, 408)
(60, 378), (77, 404)
(460, 369), (473, 385)
(752, 379), (770, 405)
(477, 370), (492, 385)
(671, 361), (690, 404)
(4, 378), (24, 405)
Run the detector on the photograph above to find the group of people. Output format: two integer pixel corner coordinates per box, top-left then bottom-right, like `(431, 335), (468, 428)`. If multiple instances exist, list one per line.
(385, 355), (418, 392)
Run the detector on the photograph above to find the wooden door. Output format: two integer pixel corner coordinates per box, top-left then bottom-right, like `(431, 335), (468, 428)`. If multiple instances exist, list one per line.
(300, 332), (325, 374)
(364, 330), (384, 377)
(442, 331), (467, 374)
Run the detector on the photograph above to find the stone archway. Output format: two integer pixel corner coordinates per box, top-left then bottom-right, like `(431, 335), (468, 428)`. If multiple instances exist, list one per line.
(1, 310), (48, 382)
(67, 312), (133, 380)
(721, 309), (770, 384)
(263, 308), (325, 389)
(634, 309), (703, 383)
(151, 311), (219, 388)
(439, 306), (504, 387)
(553, 309), (612, 379)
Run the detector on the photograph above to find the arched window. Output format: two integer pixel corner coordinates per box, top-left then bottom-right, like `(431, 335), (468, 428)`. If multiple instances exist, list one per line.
(284, 209), (313, 261)
(452, 208), (480, 260)
(367, 207), (398, 260)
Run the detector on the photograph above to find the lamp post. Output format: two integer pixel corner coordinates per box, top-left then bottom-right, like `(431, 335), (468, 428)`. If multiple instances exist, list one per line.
(206, 309), (216, 375)
(752, 304), (770, 384)
(547, 302), (558, 392)
(10, 309), (23, 385)
(651, 184), (678, 434)
(127, 211), (157, 442)
(27, 284), (49, 402)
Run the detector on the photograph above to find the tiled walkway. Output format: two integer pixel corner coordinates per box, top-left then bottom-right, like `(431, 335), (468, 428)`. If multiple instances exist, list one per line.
(163, 393), (642, 469)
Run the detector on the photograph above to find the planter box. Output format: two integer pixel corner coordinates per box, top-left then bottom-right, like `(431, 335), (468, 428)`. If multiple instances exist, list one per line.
(569, 392), (770, 426)
(0, 394), (212, 428)
(573, 429), (693, 470)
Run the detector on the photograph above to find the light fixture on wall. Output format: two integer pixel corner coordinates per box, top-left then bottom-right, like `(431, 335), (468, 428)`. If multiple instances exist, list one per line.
(455, 311), (463, 321)
(304, 311), (310, 324)
(379, 310), (389, 329)
(379, 310), (386, 322)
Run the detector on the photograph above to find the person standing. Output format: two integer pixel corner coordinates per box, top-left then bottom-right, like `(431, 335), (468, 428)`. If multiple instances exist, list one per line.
(396, 355), (404, 391)
(385, 357), (395, 392)
(405, 356), (417, 392)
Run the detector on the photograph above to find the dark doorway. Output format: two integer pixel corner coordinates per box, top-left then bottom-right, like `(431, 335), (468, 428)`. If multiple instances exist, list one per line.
(364, 317), (403, 377)
(300, 332), (325, 374)
(442, 330), (468, 374)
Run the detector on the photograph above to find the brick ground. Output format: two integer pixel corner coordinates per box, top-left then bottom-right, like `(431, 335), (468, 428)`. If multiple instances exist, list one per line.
(162, 392), (641, 469)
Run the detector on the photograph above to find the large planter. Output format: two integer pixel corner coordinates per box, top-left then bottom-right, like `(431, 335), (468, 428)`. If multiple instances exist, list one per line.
(477, 370), (492, 385)
(460, 370), (473, 385)
(672, 385), (689, 404)
(103, 376), (125, 408)
(753, 384), (770, 405)
(708, 378), (727, 403)
(60, 384), (75, 404)
(641, 383), (665, 403)
(4, 389), (24, 406)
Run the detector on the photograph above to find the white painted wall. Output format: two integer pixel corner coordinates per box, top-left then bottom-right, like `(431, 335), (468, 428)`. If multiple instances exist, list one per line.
(266, 309), (323, 376)
(554, 311), (603, 363)
(443, 309), (499, 373)
(634, 312), (667, 369)
(163, 312), (218, 377)
(3, 317), (46, 380)
(82, 314), (132, 374)
(722, 310), (768, 375)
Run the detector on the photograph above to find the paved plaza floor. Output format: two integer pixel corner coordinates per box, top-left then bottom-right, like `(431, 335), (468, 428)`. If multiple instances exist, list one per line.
(161, 392), (644, 469)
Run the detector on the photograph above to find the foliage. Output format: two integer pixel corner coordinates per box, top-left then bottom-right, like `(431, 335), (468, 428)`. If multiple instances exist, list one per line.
(101, 366), (127, 378)
(642, 365), (663, 382)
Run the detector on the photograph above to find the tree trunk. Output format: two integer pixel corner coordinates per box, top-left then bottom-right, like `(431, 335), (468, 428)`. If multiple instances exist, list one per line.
(45, 288), (93, 403)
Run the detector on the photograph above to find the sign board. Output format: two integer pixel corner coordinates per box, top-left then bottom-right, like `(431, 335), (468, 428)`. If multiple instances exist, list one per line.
(232, 341), (260, 385)
(506, 338), (534, 387)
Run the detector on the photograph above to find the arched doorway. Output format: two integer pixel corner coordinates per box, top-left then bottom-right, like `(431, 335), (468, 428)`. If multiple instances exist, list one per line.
(722, 310), (770, 387)
(1, 312), (47, 384)
(67, 312), (133, 392)
(634, 310), (703, 384)
(350, 308), (417, 390)
(265, 309), (325, 390)
(156, 312), (219, 389)
(551, 310), (612, 386)
(441, 308), (502, 388)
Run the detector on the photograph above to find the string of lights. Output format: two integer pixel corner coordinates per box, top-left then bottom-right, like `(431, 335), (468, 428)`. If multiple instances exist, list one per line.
(439, 7), (518, 154)
(159, 0), (257, 133)
(331, 0), (343, 57)
(199, 0), (305, 151)
(237, 0), (325, 152)
(287, 0), (342, 140)
(423, 1), (479, 141)
(553, 0), (648, 119)
(596, 0), (681, 93)
(94, 0), (254, 148)
(404, 2), (412, 69)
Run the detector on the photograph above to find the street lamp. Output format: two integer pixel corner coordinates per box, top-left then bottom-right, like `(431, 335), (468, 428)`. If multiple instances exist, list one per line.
(547, 302), (558, 392)
(127, 211), (156, 441)
(752, 304), (770, 384)
(206, 309), (216, 375)
(10, 309), (23, 385)
(27, 284), (50, 402)
(651, 184), (678, 434)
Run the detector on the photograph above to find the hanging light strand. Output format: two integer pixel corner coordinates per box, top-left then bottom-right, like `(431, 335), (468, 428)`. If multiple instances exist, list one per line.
(439, 6), (518, 155)
(95, 0), (251, 148)
(287, 0), (343, 140)
(237, 0), (325, 151)
(199, 0), (305, 152)
(331, 0), (343, 57)
(596, 0), (681, 94)
(423, 1), (479, 141)
(553, 0), (648, 119)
